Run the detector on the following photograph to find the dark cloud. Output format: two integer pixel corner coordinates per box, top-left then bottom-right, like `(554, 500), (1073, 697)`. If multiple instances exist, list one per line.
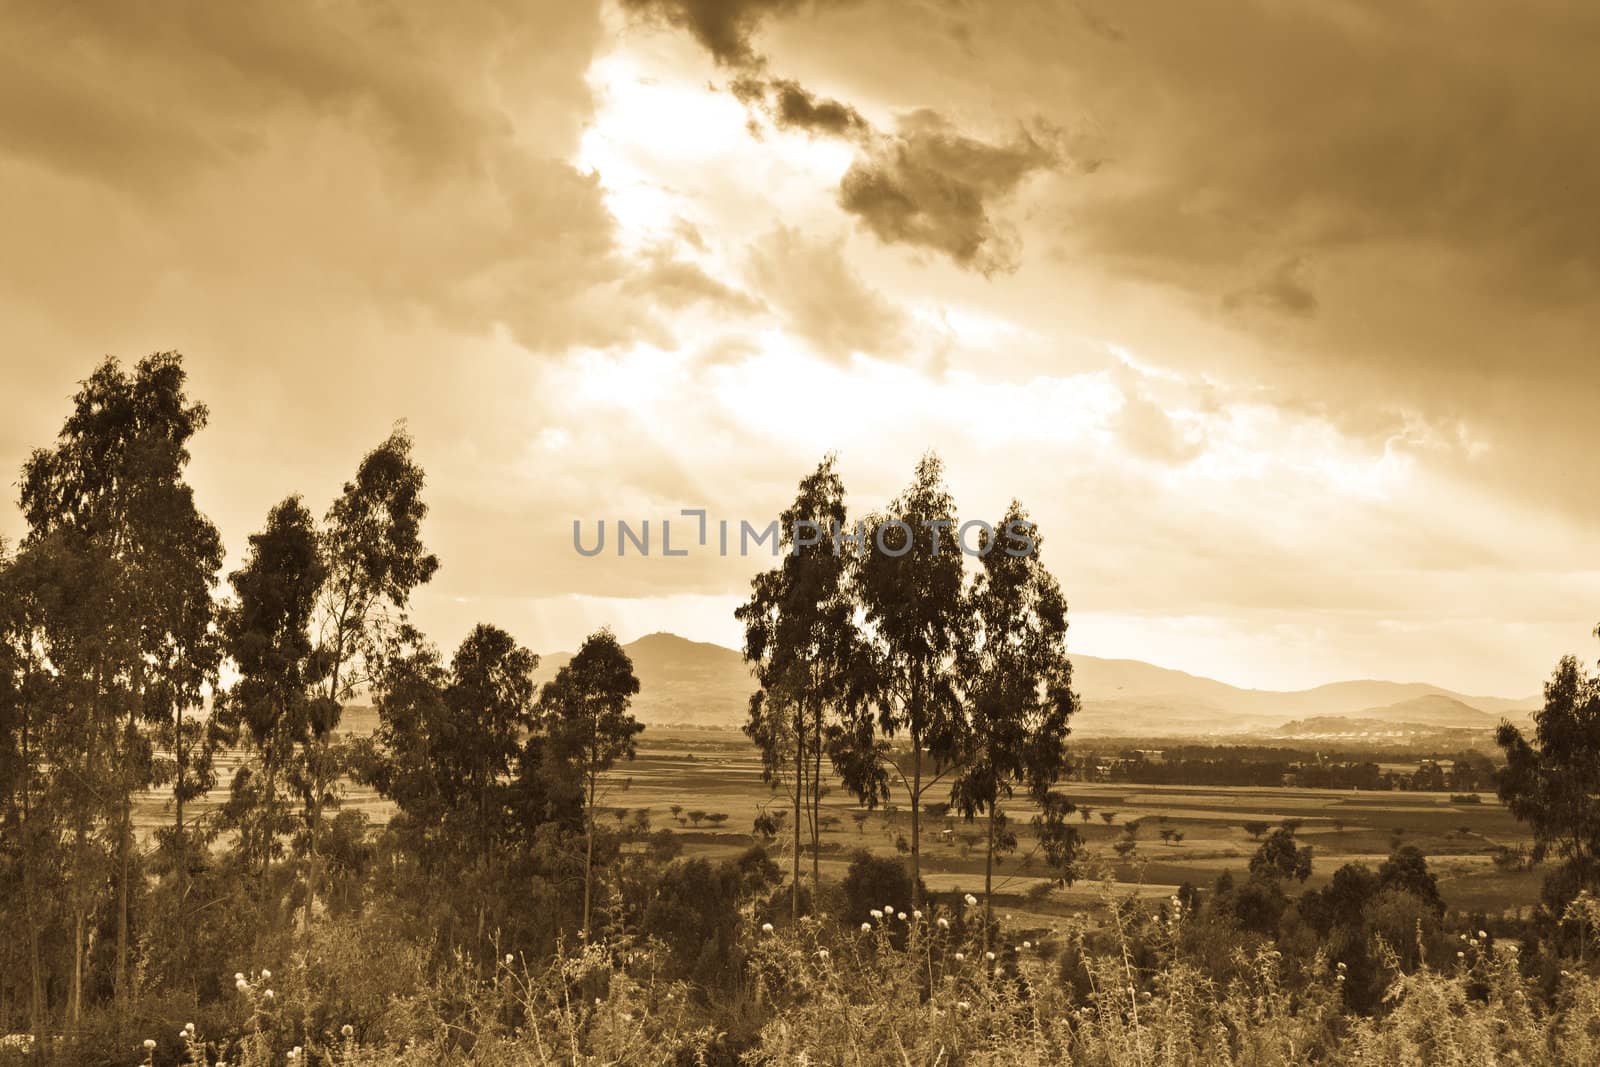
(839, 111), (1055, 273)
(766, 79), (868, 136)
(632, 0), (1058, 272)
(0, 0), (643, 353)
(619, 0), (803, 69)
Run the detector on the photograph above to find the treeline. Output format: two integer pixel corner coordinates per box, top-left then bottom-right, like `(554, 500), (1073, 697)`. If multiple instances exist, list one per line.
(0, 355), (647, 1054)
(1078, 747), (1500, 791)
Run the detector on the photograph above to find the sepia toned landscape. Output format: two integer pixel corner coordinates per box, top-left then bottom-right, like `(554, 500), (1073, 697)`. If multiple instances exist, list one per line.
(4, 1), (1599, 1065)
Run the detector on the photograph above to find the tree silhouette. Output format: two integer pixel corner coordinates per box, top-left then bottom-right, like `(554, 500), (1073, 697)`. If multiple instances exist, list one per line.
(835, 454), (967, 909)
(540, 628), (643, 939)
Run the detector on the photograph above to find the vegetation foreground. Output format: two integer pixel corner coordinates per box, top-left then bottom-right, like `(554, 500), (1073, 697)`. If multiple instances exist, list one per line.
(7, 353), (1600, 1065)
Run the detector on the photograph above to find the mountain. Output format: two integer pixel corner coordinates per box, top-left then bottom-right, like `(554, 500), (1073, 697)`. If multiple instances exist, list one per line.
(1064, 656), (1537, 737)
(341, 632), (1540, 737)
(530, 632), (756, 728)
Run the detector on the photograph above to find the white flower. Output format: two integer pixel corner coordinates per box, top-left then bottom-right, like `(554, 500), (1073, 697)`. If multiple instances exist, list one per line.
(236, 978), (249, 992)
(862, 922), (873, 932)
(817, 949), (829, 960)
(261, 969), (272, 980)
(985, 951), (996, 962)
(1336, 974), (1345, 983)
(1478, 930), (1489, 939)
(957, 1000), (971, 1011)
(964, 894), (978, 907)
(870, 909), (883, 920)
(264, 989), (275, 1000)
(937, 917), (950, 929)
(342, 1024), (354, 1039)
(897, 912), (907, 921)
(143, 1039), (157, 1051)
(505, 953), (514, 966)
(885, 903), (895, 913)
(913, 910), (923, 920)
(1457, 951), (1465, 959)
(234, 972), (245, 982)
(762, 922), (775, 934)
(954, 952), (965, 961)
(1022, 941), (1032, 950)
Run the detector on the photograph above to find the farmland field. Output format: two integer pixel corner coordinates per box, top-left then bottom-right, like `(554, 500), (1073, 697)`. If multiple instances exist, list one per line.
(135, 724), (1542, 927)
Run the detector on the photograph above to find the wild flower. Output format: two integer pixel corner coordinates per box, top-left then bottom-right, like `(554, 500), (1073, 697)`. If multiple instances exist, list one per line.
(985, 952), (995, 962)
(937, 917), (949, 929)
(870, 909), (883, 920)
(342, 1024), (355, 1039)
(1022, 941), (1031, 950)
(913, 910), (922, 920)
(861, 922), (872, 932)
(762, 922), (775, 934)
(954, 953), (965, 961)
(143, 1039), (156, 1050)
(897, 912), (906, 921)
(964, 894), (978, 906)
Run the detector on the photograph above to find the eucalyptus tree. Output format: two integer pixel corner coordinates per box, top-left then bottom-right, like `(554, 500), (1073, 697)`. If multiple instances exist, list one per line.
(833, 453), (969, 908)
(17, 353), (222, 1015)
(737, 455), (863, 919)
(539, 628), (642, 939)
(950, 502), (1077, 945)
(367, 622), (539, 947)
(217, 496), (325, 888)
(1498, 633), (1600, 908)
(0, 538), (55, 1040)
(300, 426), (439, 933)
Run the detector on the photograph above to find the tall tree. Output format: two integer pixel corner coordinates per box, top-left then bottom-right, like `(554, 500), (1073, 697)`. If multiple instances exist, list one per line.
(367, 623), (539, 948)
(539, 629), (642, 939)
(1498, 633), (1600, 909)
(950, 503), (1077, 947)
(0, 538), (56, 1041)
(301, 426), (439, 934)
(217, 497), (325, 889)
(834, 453), (968, 908)
(17, 353), (222, 1016)
(737, 455), (862, 920)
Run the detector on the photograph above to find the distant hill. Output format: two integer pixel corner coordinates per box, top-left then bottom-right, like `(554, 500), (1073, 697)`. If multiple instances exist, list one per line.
(337, 632), (1539, 738)
(531, 632), (756, 728)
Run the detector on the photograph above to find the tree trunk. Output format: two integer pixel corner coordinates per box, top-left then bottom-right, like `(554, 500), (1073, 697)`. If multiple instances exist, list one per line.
(910, 721), (922, 911)
(21, 723), (45, 1043)
(984, 803), (995, 955)
(174, 703), (188, 986)
(115, 682), (139, 1016)
(792, 702), (803, 922)
(582, 771), (596, 939)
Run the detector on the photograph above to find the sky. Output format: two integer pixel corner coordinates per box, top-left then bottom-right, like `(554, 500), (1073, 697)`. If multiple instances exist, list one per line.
(1, 0), (1596, 696)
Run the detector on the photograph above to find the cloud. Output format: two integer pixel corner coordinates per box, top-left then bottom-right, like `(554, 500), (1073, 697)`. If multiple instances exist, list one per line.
(744, 227), (907, 360)
(618, 0), (804, 69)
(1223, 257), (1318, 318)
(838, 110), (1055, 274)
(0, 0), (640, 353)
(624, 0), (1059, 272)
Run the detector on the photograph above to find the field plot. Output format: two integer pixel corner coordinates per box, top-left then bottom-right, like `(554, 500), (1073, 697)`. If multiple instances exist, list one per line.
(132, 725), (1542, 921)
